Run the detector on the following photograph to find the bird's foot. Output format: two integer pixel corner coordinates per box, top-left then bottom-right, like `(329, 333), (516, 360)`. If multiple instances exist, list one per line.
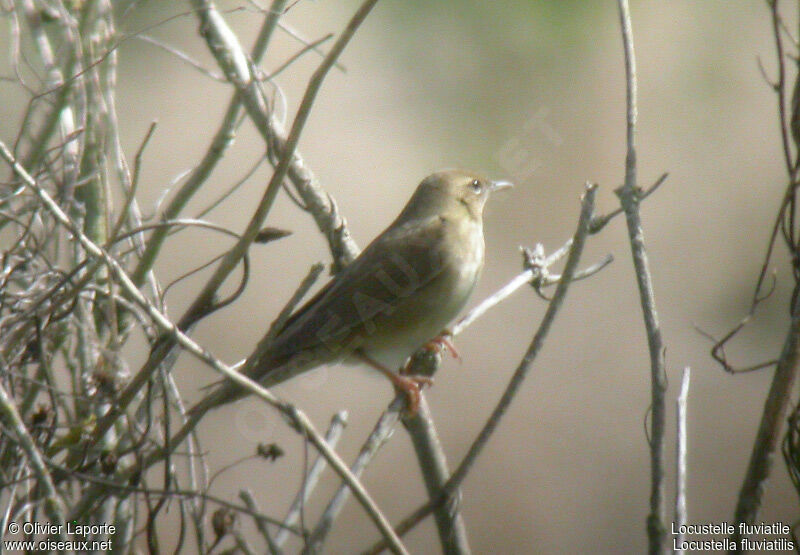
(389, 374), (434, 416)
(356, 351), (435, 416)
(424, 329), (460, 362)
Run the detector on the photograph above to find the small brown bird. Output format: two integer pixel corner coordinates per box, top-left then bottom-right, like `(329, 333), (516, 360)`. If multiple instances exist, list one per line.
(191, 170), (511, 416)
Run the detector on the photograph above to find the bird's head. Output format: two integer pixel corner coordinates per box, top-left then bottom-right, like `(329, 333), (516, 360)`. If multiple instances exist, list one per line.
(398, 170), (513, 223)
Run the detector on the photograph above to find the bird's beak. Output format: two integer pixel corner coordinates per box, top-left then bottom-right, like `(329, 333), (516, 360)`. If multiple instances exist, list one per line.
(489, 179), (513, 192)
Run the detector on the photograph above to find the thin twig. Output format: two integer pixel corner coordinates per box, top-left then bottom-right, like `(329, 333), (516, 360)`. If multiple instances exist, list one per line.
(307, 396), (404, 552)
(107, 121), (157, 247)
(130, 0), (288, 287)
(615, 1), (668, 552)
(239, 489), (281, 555)
(0, 380), (67, 536)
(674, 367), (690, 554)
(277, 21), (347, 73)
(729, 3), (800, 547)
(454, 247), (610, 335)
(275, 411), (348, 547)
(135, 34), (225, 81)
(0, 139), (406, 555)
(265, 33), (334, 81)
(47, 461), (300, 533)
(91, 0), (375, 450)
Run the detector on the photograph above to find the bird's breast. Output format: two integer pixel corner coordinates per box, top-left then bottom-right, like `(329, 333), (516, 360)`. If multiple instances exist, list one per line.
(358, 217), (484, 369)
(443, 218), (484, 310)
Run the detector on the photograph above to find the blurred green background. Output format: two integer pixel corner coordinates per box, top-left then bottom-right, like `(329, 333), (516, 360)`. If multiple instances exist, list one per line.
(2, 0), (797, 552)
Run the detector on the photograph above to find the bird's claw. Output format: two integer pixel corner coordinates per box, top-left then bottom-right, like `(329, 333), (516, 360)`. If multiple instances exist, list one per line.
(424, 329), (461, 362)
(392, 374), (434, 416)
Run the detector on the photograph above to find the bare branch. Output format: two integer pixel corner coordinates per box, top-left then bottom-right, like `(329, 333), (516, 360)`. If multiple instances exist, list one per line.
(615, 1), (668, 551)
(731, 306), (800, 547)
(675, 367), (690, 554)
(454, 245), (611, 337)
(91, 0), (376, 452)
(590, 172), (668, 233)
(307, 397), (404, 552)
(275, 411), (348, 547)
(239, 489), (281, 554)
(0, 138), (406, 555)
(403, 397), (470, 554)
(107, 120), (157, 247)
(729, 2), (800, 547)
(134, 34), (225, 81)
(0, 380), (67, 536)
(130, 0), (288, 287)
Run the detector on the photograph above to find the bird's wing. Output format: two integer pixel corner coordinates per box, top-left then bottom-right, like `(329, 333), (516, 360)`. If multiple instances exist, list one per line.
(260, 215), (451, 372)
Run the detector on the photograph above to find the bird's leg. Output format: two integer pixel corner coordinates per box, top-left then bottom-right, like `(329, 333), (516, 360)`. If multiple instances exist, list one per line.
(357, 352), (433, 415)
(423, 328), (460, 361)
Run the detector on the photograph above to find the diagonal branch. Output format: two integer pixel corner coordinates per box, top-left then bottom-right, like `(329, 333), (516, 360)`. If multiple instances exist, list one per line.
(130, 0), (289, 287)
(89, 0), (375, 449)
(731, 304), (800, 550)
(306, 397), (404, 553)
(0, 138), (407, 555)
(189, 0), (360, 270)
(0, 380), (67, 537)
(275, 411), (349, 547)
(181, 0), (375, 325)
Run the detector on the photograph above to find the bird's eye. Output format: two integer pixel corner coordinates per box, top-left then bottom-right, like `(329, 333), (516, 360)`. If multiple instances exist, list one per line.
(470, 179), (482, 193)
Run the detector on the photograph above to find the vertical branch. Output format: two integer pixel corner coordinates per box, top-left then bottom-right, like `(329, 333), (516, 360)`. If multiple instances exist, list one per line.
(730, 4), (800, 550)
(16, 0), (85, 173)
(615, 1), (668, 552)
(674, 367), (690, 554)
(75, 0), (110, 250)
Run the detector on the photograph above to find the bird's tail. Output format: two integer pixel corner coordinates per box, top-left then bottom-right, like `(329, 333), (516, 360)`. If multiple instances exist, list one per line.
(187, 348), (280, 417)
(186, 380), (246, 418)
(186, 351), (314, 418)
(186, 362), (288, 418)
